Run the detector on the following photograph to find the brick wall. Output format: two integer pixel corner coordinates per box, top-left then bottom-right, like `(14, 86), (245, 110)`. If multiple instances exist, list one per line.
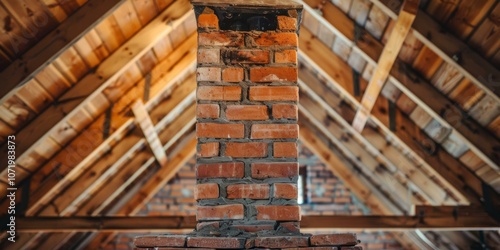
(193, 3), (302, 234)
(110, 142), (402, 249)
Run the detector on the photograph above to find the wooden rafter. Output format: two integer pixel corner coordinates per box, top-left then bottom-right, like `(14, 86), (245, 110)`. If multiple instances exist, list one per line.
(0, 0), (194, 188)
(352, 0), (419, 132)
(0, 0), (127, 103)
(301, 0), (500, 184)
(14, 212), (499, 232)
(132, 100), (168, 166)
(370, 0), (500, 99)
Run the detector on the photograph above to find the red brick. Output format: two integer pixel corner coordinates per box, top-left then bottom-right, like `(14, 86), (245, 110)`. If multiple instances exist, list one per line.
(196, 162), (244, 178)
(198, 49), (220, 64)
(251, 124), (299, 139)
(275, 50), (297, 64)
(134, 235), (186, 247)
(222, 68), (244, 82)
(255, 205), (301, 220)
(187, 237), (245, 249)
(196, 221), (220, 231)
(273, 103), (298, 119)
(287, 248), (339, 250)
(279, 221), (300, 232)
(273, 183), (297, 199)
(277, 16), (297, 30)
(340, 247), (362, 250)
(225, 142), (267, 158)
(226, 105), (268, 120)
(251, 162), (298, 179)
(195, 183), (219, 200)
(197, 104), (219, 119)
(250, 67), (297, 82)
(198, 13), (219, 29)
(227, 184), (270, 199)
(197, 123), (244, 138)
(197, 86), (241, 101)
(197, 204), (245, 220)
(254, 32), (298, 46)
(230, 222), (275, 232)
(274, 142), (298, 158)
(249, 86), (299, 101)
(199, 32), (244, 46)
(310, 234), (359, 246)
(226, 50), (270, 64)
(197, 142), (219, 157)
(197, 67), (221, 82)
(255, 236), (308, 248)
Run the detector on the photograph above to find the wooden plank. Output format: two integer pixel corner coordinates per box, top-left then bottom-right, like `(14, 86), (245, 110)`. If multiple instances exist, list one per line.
(352, 0), (419, 132)
(365, 4), (390, 39)
(0, 3), (193, 176)
(332, 0), (353, 13)
(298, 26), (483, 204)
(52, 46), (89, 83)
(0, 0), (127, 104)
(132, 0), (159, 25)
(398, 31), (423, 64)
(132, 100), (167, 166)
(113, 0), (142, 39)
(411, 45), (442, 79)
(15, 213), (499, 232)
(446, 0), (496, 39)
(468, 3), (500, 58)
(14, 79), (53, 113)
(348, 0), (372, 26)
(467, 90), (500, 126)
(370, 0), (500, 100)
(425, 0), (460, 23)
(448, 79), (485, 111)
(430, 62), (464, 95)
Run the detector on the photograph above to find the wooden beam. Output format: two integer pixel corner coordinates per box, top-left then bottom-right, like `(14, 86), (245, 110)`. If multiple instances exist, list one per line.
(131, 100), (168, 166)
(303, 0), (500, 174)
(0, 0), (127, 103)
(352, 0), (419, 132)
(0, 0), (193, 179)
(370, 0), (500, 100)
(13, 213), (499, 232)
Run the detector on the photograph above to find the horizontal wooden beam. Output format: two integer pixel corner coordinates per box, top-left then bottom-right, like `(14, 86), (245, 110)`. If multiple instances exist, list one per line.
(353, 0), (419, 132)
(0, 0), (127, 103)
(13, 214), (499, 232)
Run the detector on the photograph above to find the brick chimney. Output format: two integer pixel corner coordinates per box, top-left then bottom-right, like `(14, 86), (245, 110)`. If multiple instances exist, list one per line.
(135, 0), (362, 248)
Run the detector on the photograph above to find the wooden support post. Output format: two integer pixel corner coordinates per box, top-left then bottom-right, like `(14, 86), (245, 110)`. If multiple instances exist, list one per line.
(352, 0), (419, 132)
(131, 100), (167, 166)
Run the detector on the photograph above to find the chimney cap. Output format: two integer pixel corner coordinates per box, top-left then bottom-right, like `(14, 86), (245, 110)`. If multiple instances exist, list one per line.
(191, 0), (303, 9)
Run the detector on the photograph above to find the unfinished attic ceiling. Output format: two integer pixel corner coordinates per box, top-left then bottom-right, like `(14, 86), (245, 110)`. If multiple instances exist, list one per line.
(0, 0), (498, 249)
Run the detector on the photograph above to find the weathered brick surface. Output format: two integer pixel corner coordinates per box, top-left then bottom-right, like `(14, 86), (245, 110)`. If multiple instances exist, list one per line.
(249, 86), (299, 101)
(198, 142), (219, 158)
(198, 32), (244, 46)
(225, 50), (270, 64)
(196, 162), (244, 178)
(198, 49), (220, 64)
(273, 103), (298, 119)
(195, 183), (219, 200)
(255, 205), (301, 221)
(225, 142), (267, 158)
(227, 184), (270, 199)
(253, 32), (298, 46)
(134, 235), (186, 247)
(196, 123), (244, 138)
(225, 105), (268, 120)
(250, 67), (298, 82)
(251, 162), (299, 179)
(197, 204), (244, 220)
(255, 236), (308, 248)
(197, 86), (241, 101)
(187, 237), (245, 248)
(197, 67), (221, 82)
(196, 104), (219, 119)
(310, 234), (359, 246)
(275, 49), (298, 64)
(197, 13), (219, 29)
(274, 142), (298, 158)
(277, 16), (298, 30)
(251, 124), (299, 139)
(279, 221), (300, 232)
(273, 183), (298, 199)
(222, 67), (244, 82)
